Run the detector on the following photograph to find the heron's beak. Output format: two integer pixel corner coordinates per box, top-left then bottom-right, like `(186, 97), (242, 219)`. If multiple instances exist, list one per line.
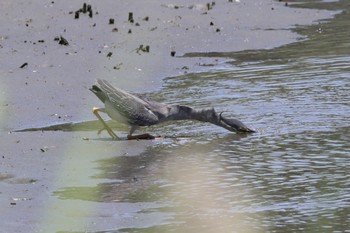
(218, 112), (255, 133)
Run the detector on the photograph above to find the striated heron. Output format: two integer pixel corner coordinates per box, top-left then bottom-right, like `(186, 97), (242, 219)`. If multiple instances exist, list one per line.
(90, 79), (255, 140)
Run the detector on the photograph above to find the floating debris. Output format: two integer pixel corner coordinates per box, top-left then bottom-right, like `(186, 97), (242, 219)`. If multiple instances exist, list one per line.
(112, 27), (118, 32)
(170, 51), (176, 57)
(143, 16), (149, 21)
(107, 52), (113, 58)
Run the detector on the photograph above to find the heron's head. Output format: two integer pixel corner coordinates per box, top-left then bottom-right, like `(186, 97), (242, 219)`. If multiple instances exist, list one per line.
(203, 109), (255, 133)
(217, 112), (255, 133)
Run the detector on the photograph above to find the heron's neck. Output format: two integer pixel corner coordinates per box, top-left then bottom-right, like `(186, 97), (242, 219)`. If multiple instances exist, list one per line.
(167, 105), (218, 124)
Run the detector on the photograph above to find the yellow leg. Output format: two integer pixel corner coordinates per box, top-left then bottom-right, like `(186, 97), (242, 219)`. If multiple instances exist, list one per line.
(92, 107), (120, 140)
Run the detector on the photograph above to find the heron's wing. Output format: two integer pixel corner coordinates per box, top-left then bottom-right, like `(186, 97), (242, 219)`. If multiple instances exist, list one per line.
(135, 95), (171, 119)
(96, 79), (165, 126)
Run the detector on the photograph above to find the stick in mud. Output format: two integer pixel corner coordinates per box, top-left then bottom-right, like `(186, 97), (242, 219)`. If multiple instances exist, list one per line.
(20, 62), (28, 68)
(82, 3), (87, 13)
(74, 11), (79, 19)
(128, 12), (134, 23)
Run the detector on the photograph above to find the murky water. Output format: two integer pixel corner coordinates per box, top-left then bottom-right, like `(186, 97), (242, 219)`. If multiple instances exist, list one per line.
(55, 2), (350, 233)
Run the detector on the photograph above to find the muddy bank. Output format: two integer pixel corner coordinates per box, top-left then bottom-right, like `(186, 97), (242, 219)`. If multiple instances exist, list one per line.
(0, 0), (335, 130)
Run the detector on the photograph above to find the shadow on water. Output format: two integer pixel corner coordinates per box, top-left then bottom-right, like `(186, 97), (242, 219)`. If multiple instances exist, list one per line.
(54, 1), (350, 232)
(55, 134), (265, 233)
(54, 133), (253, 202)
(55, 128), (350, 232)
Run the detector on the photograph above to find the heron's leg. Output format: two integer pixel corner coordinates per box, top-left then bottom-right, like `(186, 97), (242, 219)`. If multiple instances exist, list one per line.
(127, 125), (156, 140)
(92, 107), (120, 140)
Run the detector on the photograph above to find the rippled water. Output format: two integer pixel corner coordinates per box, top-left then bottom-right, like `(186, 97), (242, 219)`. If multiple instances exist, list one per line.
(56, 2), (350, 233)
(128, 56), (349, 232)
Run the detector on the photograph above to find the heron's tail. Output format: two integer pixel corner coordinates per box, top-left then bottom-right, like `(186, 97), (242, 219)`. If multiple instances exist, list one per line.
(89, 85), (108, 103)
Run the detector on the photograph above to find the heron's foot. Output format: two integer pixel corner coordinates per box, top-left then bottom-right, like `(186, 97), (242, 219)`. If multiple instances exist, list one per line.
(97, 127), (120, 140)
(127, 133), (157, 140)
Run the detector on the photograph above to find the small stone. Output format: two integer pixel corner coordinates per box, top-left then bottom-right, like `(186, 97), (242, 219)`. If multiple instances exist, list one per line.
(58, 36), (69, 46)
(144, 45), (150, 52)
